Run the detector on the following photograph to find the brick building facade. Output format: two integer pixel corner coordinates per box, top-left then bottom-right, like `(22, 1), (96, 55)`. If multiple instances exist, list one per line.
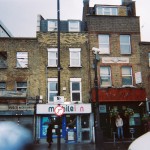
(83, 0), (146, 138)
(0, 0), (148, 143)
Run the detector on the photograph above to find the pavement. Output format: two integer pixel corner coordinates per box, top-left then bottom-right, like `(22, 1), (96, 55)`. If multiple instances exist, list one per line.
(34, 139), (132, 150)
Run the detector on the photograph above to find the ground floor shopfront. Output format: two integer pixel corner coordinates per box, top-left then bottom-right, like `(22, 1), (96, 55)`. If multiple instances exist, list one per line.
(99, 102), (146, 139)
(36, 103), (94, 143)
(92, 87), (147, 139)
(0, 104), (34, 135)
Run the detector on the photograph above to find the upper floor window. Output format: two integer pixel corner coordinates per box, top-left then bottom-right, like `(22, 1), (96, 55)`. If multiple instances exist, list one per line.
(48, 78), (58, 102)
(69, 48), (81, 67)
(70, 78), (82, 102)
(48, 20), (57, 31)
(96, 6), (118, 15)
(16, 52), (28, 68)
(47, 48), (58, 67)
(0, 82), (6, 90)
(68, 20), (80, 32)
(122, 66), (133, 86)
(120, 35), (131, 54)
(0, 52), (7, 68)
(100, 67), (111, 87)
(98, 35), (110, 54)
(16, 82), (27, 92)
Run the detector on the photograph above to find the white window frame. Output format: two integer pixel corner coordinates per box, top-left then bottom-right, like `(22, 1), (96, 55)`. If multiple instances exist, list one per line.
(48, 20), (58, 31)
(98, 35), (110, 54)
(16, 82), (27, 92)
(100, 67), (112, 87)
(120, 35), (131, 54)
(69, 48), (81, 67)
(68, 20), (80, 32)
(16, 52), (28, 68)
(96, 6), (118, 15)
(48, 78), (58, 103)
(122, 66), (133, 86)
(70, 78), (82, 102)
(47, 48), (58, 67)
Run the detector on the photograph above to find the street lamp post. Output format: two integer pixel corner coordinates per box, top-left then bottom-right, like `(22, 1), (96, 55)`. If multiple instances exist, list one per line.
(92, 47), (104, 150)
(57, 0), (61, 150)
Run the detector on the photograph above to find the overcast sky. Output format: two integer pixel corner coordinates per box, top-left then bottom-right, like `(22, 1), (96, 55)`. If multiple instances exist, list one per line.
(0, 0), (149, 41)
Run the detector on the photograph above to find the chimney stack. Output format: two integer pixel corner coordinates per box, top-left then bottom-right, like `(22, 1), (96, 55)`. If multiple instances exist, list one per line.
(82, 0), (90, 22)
(122, 0), (132, 5)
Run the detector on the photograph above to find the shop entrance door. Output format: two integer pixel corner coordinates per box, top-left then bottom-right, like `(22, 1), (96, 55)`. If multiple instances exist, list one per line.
(80, 115), (91, 142)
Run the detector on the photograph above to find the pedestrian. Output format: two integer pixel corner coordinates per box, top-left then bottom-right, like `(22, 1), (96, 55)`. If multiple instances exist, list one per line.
(115, 114), (124, 139)
(47, 123), (53, 148)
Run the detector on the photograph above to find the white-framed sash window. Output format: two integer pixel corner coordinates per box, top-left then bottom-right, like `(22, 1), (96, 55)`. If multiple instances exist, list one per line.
(48, 20), (58, 31)
(16, 52), (28, 68)
(70, 78), (82, 102)
(68, 20), (80, 32)
(47, 48), (58, 67)
(16, 82), (27, 92)
(69, 48), (81, 67)
(96, 6), (118, 15)
(48, 78), (58, 102)
(98, 35), (110, 54)
(100, 67), (111, 87)
(120, 35), (131, 54)
(122, 66), (133, 86)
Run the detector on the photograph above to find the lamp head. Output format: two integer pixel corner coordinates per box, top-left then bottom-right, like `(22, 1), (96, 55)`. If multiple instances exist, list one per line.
(92, 47), (101, 54)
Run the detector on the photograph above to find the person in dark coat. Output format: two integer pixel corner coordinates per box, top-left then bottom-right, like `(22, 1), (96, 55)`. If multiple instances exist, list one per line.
(47, 123), (53, 148)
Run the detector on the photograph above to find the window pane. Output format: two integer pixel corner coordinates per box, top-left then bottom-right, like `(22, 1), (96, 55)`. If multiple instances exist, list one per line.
(17, 52), (28, 68)
(70, 51), (80, 66)
(97, 7), (102, 15)
(49, 52), (57, 58)
(69, 21), (80, 32)
(101, 77), (111, 86)
(120, 35), (131, 54)
(120, 45), (131, 54)
(72, 93), (80, 101)
(49, 93), (57, 102)
(122, 77), (132, 85)
(0, 52), (7, 68)
(17, 82), (27, 92)
(50, 82), (57, 91)
(120, 36), (130, 43)
(72, 82), (80, 90)
(48, 21), (57, 31)
(100, 67), (110, 75)
(99, 35), (109, 43)
(48, 51), (58, 66)
(71, 52), (79, 58)
(17, 82), (27, 87)
(0, 82), (6, 90)
(104, 8), (110, 15)
(98, 35), (109, 54)
(112, 8), (117, 15)
(122, 67), (131, 75)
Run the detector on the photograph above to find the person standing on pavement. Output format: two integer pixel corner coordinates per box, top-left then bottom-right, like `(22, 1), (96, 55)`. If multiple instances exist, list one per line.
(47, 123), (53, 148)
(116, 114), (124, 139)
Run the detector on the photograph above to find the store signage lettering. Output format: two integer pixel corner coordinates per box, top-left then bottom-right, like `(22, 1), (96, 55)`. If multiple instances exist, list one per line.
(36, 104), (91, 114)
(8, 105), (34, 110)
(48, 105), (84, 113)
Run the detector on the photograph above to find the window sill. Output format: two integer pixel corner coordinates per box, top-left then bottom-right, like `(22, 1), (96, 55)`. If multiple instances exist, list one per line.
(69, 66), (82, 68)
(100, 86), (112, 88)
(15, 67), (29, 69)
(122, 85), (135, 88)
(47, 66), (57, 68)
